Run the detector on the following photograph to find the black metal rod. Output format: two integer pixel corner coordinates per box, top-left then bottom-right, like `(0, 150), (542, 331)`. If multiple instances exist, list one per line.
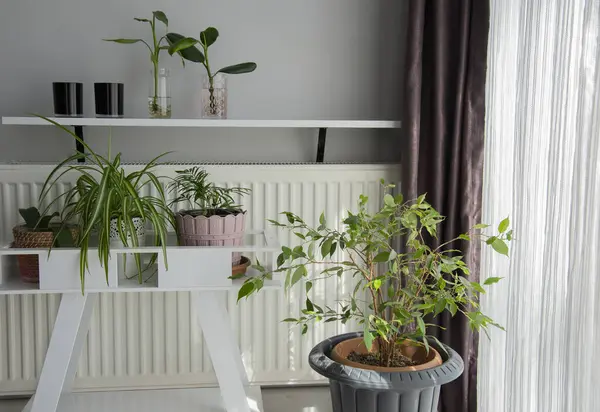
(316, 127), (327, 163)
(74, 126), (85, 162)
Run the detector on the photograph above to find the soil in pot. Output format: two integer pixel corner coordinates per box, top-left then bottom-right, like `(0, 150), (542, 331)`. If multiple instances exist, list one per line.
(180, 208), (242, 217)
(331, 336), (443, 372)
(347, 349), (418, 368)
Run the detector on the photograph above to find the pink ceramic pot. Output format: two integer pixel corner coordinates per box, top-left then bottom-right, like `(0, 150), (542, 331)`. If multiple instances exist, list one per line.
(175, 210), (246, 265)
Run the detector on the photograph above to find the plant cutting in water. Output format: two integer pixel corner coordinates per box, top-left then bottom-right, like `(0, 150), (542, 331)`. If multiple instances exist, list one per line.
(36, 115), (175, 293)
(238, 182), (512, 367)
(104, 11), (202, 118)
(167, 27), (257, 117)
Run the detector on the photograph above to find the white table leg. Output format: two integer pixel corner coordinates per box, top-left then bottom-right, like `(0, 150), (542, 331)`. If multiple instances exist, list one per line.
(26, 292), (98, 412)
(192, 292), (253, 412)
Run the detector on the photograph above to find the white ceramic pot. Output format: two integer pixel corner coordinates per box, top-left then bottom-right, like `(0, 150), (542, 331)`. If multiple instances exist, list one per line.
(109, 217), (146, 278)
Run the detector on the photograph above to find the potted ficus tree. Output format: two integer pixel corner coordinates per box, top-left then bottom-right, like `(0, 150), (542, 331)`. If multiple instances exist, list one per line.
(38, 116), (174, 292)
(104, 10), (203, 118)
(238, 184), (511, 412)
(169, 167), (250, 269)
(167, 27), (257, 118)
(12, 207), (77, 283)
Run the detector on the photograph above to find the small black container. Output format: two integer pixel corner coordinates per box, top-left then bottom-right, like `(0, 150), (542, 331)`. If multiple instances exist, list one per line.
(53, 82), (83, 117)
(94, 83), (124, 117)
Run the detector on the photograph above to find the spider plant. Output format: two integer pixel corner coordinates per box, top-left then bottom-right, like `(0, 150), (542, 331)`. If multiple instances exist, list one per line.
(169, 167), (250, 217)
(37, 115), (175, 292)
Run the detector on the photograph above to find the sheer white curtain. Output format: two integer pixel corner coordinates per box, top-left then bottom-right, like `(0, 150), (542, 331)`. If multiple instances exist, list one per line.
(479, 1), (600, 412)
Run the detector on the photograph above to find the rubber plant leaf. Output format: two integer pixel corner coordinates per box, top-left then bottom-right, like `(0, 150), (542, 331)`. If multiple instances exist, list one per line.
(166, 33), (204, 63)
(200, 27), (219, 47)
(103, 38), (144, 44)
(152, 10), (168, 26)
(217, 62), (257, 75)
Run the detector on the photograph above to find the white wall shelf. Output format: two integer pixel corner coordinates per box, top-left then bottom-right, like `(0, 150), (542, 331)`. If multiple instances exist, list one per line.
(2, 116), (401, 129)
(1, 117), (401, 162)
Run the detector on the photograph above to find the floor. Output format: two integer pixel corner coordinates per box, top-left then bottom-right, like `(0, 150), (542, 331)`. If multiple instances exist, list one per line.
(0, 386), (333, 412)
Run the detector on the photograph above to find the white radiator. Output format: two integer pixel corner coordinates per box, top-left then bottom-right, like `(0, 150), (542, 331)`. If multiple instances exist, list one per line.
(0, 163), (400, 395)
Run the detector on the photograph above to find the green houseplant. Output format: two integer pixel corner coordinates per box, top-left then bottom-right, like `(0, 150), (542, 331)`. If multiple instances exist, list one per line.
(238, 184), (511, 412)
(169, 167), (250, 266)
(12, 207), (77, 283)
(167, 27), (257, 118)
(38, 116), (174, 292)
(104, 11), (203, 118)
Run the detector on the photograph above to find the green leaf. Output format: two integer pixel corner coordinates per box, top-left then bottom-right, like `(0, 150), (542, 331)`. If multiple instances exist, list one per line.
(301, 324), (308, 334)
(200, 27), (219, 47)
(237, 282), (255, 301)
(416, 317), (426, 335)
(415, 302), (435, 310)
(307, 242), (315, 259)
(484, 276), (503, 285)
(448, 301), (458, 316)
(134, 18), (151, 23)
(166, 33), (204, 63)
(384, 194), (395, 207)
(305, 281), (313, 293)
(291, 266), (307, 287)
(19, 207), (41, 228)
(152, 10), (168, 26)
(394, 194), (404, 204)
(434, 299), (446, 316)
(474, 223), (490, 229)
(282, 318), (297, 323)
(321, 238), (333, 258)
(282, 246), (292, 258)
(471, 282), (486, 294)
(276, 253), (285, 267)
(373, 279), (382, 290)
(168, 37), (199, 56)
(498, 217), (510, 233)
(319, 212), (326, 225)
(373, 251), (391, 262)
(387, 285), (395, 299)
(491, 238), (509, 256)
(329, 242), (337, 257)
(305, 298), (314, 312)
(506, 230), (513, 241)
(103, 38), (143, 44)
(458, 234), (471, 241)
(486, 236), (497, 245)
(363, 327), (374, 350)
(217, 62), (257, 75)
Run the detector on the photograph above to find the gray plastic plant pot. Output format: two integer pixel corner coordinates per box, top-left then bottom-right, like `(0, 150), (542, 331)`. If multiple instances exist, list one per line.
(308, 332), (464, 412)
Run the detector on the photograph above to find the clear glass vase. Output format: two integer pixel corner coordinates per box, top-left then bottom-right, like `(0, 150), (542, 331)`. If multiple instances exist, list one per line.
(148, 68), (171, 119)
(201, 73), (227, 118)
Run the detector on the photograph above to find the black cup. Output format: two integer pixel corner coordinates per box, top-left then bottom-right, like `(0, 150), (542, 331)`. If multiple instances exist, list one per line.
(94, 83), (124, 117)
(53, 82), (83, 117)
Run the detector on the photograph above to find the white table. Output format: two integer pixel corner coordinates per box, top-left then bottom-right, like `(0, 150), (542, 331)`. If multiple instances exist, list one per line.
(0, 231), (280, 412)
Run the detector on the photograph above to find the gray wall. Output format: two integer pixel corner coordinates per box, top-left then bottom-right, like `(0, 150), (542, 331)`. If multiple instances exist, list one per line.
(0, 0), (406, 163)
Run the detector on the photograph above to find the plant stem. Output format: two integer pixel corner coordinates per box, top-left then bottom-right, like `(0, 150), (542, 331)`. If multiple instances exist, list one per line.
(152, 61), (159, 110)
(202, 42), (217, 115)
(150, 18), (158, 112)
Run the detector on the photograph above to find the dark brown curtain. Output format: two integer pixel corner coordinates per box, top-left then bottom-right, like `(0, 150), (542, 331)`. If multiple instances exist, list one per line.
(401, 1), (490, 412)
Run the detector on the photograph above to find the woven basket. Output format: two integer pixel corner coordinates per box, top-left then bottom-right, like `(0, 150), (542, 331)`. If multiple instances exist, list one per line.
(12, 225), (79, 283)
